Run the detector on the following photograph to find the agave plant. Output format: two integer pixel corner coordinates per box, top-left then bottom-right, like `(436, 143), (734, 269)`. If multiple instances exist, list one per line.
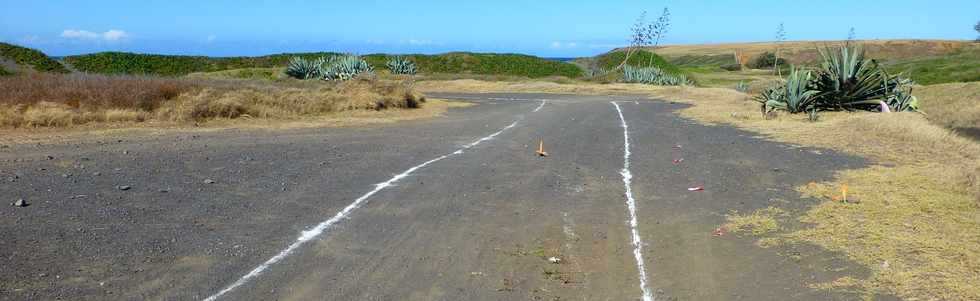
(622, 65), (692, 86)
(812, 46), (894, 111)
(320, 54), (374, 81)
(285, 57), (323, 80)
(734, 81), (750, 93)
(758, 67), (819, 113)
(386, 56), (417, 75)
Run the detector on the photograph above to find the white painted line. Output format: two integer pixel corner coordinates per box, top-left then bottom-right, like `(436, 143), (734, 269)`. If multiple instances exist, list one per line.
(612, 101), (655, 301)
(203, 120), (522, 301)
(533, 100), (547, 112)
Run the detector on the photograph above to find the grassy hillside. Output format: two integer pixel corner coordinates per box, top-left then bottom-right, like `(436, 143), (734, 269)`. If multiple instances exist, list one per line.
(0, 42), (69, 73)
(650, 39), (971, 65)
(883, 45), (980, 85)
(0, 65), (11, 76)
(590, 50), (682, 74)
(65, 51), (583, 78)
(63, 52), (342, 76)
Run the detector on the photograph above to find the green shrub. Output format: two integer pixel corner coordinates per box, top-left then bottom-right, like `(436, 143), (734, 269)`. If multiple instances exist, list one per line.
(734, 81), (750, 92)
(320, 54), (373, 81)
(747, 51), (788, 69)
(720, 63), (742, 71)
(622, 65), (692, 86)
(64, 51), (581, 78)
(285, 57), (323, 80)
(756, 46), (920, 114)
(757, 67), (818, 113)
(595, 50), (682, 74)
(0, 43), (68, 73)
(64, 52), (342, 76)
(0, 65), (11, 76)
(368, 52), (583, 78)
(385, 56), (417, 75)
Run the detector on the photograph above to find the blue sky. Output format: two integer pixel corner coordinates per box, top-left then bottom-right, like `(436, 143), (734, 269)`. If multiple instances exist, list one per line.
(2, 0), (977, 57)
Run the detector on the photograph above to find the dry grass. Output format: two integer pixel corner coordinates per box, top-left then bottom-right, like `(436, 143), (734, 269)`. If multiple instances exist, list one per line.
(916, 82), (980, 136)
(648, 39), (971, 64)
(647, 85), (980, 300)
(0, 73), (427, 128)
(724, 206), (786, 235)
(419, 78), (980, 299)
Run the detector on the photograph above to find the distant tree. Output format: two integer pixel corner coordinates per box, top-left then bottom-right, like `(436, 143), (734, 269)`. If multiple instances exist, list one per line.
(645, 7), (671, 66)
(774, 23), (787, 76)
(615, 11), (650, 71)
(975, 21), (980, 42)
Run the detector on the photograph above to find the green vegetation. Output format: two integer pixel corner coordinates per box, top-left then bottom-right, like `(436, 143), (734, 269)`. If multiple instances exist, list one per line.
(285, 57), (323, 80)
(883, 45), (980, 85)
(284, 55), (374, 81)
(747, 51), (788, 70)
(64, 52), (341, 76)
(65, 51), (581, 78)
(0, 65), (11, 76)
(0, 42), (69, 73)
(594, 50), (682, 75)
(757, 45), (919, 114)
(364, 52), (582, 78)
(385, 56), (417, 75)
(320, 55), (374, 81)
(622, 65), (692, 86)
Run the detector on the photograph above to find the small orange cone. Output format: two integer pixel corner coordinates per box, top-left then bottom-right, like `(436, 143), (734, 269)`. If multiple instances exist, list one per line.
(841, 184), (848, 203)
(536, 140), (549, 157)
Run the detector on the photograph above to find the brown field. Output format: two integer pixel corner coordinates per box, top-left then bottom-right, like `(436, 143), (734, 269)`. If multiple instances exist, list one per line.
(643, 39), (973, 64)
(916, 81), (980, 138)
(0, 73), (426, 128)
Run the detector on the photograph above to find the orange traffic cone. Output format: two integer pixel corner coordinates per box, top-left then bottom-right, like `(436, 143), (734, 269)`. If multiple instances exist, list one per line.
(536, 140), (549, 157)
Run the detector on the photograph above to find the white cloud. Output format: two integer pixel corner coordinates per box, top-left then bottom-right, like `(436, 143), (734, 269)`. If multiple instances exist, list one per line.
(206, 34), (217, 43)
(61, 29), (129, 41)
(549, 41), (579, 49)
(365, 39), (386, 45)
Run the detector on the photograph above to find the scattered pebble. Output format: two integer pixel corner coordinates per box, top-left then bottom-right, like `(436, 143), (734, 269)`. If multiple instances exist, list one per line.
(92, 172), (102, 176)
(204, 179), (216, 184)
(12, 199), (28, 207)
(548, 256), (562, 264)
(116, 185), (132, 191)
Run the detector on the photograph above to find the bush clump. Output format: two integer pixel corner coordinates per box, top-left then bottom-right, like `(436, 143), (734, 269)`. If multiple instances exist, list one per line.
(622, 65), (693, 86)
(756, 45), (919, 115)
(285, 55), (374, 81)
(385, 56), (418, 75)
(747, 51), (788, 69)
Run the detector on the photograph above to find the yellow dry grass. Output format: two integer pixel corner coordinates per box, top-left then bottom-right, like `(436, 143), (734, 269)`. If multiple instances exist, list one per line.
(916, 82), (980, 133)
(724, 206), (786, 235)
(648, 39), (971, 64)
(0, 99), (470, 145)
(0, 76), (428, 129)
(642, 85), (980, 300)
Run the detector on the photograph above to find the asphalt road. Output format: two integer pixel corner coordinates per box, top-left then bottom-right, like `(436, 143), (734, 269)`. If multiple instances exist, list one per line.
(1, 93), (872, 301)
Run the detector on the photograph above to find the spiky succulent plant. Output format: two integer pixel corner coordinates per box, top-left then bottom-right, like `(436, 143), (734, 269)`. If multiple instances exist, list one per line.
(385, 56), (418, 75)
(760, 67), (819, 113)
(320, 54), (373, 81)
(622, 65), (692, 86)
(285, 57), (323, 80)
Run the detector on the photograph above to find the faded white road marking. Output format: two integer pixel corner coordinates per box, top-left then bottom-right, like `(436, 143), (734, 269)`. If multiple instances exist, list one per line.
(612, 101), (654, 301)
(533, 100), (547, 112)
(203, 120), (521, 301)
